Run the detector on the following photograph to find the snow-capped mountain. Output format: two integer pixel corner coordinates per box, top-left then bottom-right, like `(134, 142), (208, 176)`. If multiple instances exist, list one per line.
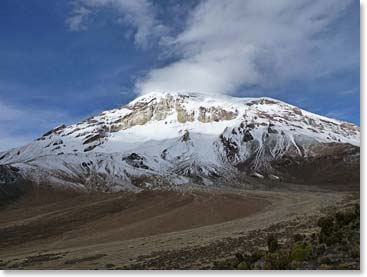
(0, 92), (360, 192)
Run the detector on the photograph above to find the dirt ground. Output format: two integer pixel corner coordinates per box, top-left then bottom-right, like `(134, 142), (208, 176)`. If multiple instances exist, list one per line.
(0, 182), (359, 269)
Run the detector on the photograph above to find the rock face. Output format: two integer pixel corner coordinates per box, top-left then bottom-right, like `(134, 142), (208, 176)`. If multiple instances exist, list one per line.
(0, 92), (360, 192)
(0, 165), (28, 206)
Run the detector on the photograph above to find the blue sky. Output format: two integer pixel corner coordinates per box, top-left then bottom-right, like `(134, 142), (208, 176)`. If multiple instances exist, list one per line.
(0, 0), (359, 151)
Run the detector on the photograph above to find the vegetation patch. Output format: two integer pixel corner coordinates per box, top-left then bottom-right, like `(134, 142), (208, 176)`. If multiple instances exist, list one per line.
(211, 204), (360, 270)
(289, 242), (312, 262)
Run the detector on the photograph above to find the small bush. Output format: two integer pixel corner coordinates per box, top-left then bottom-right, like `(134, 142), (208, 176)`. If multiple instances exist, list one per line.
(320, 229), (342, 246)
(289, 243), (312, 262)
(318, 215), (339, 245)
(237, 261), (249, 270)
(264, 251), (289, 270)
(235, 253), (244, 263)
(213, 260), (235, 270)
(293, 233), (304, 242)
(318, 216), (334, 234)
(249, 250), (265, 264)
(335, 211), (355, 227)
(314, 243), (326, 257)
(267, 234), (279, 253)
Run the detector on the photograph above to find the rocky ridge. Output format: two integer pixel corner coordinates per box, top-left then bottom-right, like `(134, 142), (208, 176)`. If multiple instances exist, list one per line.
(0, 92), (360, 192)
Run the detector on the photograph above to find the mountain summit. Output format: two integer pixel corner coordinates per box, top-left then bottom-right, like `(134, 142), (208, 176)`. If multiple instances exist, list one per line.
(0, 92), (360, 192)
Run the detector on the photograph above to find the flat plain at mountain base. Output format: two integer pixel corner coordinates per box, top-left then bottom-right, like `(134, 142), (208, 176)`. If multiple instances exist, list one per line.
(0, 180), (359, 270)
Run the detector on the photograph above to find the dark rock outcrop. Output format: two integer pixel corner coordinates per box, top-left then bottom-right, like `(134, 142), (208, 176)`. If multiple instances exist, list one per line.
(0, 165), (29, 207)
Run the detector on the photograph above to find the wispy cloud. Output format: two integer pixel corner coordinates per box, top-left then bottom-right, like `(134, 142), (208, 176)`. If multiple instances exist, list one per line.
(0, 100), (73, 152)
(339, 88), (358, 95)
(326, 111), (346, 119)
(66, 0), (167, 48)
(137, 0), (357, 95)
(66, 1), (357, 95)
(0, 101), (24, 122)
(66, 5), (92, 31)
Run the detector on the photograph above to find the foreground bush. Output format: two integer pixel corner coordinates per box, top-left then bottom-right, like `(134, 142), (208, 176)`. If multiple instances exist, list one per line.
(212, 204), (360, 270)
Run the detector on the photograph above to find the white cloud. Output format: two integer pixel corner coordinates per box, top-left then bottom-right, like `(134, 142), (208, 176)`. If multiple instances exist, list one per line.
(0, 102), (24, 122)
(66, 6), (91, 31)
(66, 0), (167, 48)
(137, 0), (356, 95)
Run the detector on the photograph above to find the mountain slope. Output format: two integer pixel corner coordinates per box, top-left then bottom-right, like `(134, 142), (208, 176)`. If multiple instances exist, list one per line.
(0, 92), (360, 191)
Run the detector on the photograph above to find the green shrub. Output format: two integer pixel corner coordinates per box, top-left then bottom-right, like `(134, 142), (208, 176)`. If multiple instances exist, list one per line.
(320, 228), (342, 246)
(289, 243), (312, 262)
(335, 211), (355, 227)
(237, 261), (250, 270)
(318, 216), (334, 235)
(264, 251), (289, 270)
(318, 215), (339, 245)
(213, 260), (235, 270)
(249, 250), (265, 264)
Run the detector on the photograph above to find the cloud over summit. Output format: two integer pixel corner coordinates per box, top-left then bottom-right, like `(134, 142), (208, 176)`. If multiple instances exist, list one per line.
(67, 0), (357, 96)
(137, 0), (356, 95)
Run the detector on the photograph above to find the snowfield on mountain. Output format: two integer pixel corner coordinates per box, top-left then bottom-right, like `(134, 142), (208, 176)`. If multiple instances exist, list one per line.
(0, 92), (360, 192)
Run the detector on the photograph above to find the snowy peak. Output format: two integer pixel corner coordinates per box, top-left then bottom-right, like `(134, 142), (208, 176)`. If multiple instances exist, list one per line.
(41, 91), (358, 150)
(0, 92), (360, 192)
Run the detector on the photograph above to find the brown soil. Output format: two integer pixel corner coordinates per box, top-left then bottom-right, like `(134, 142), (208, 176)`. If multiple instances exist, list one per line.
(0, 183), (357, 270)
(0, 186), (268, 257)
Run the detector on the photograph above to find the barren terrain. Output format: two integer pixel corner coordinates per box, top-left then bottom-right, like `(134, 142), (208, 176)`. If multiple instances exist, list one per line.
(0, 181), (359, 269)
